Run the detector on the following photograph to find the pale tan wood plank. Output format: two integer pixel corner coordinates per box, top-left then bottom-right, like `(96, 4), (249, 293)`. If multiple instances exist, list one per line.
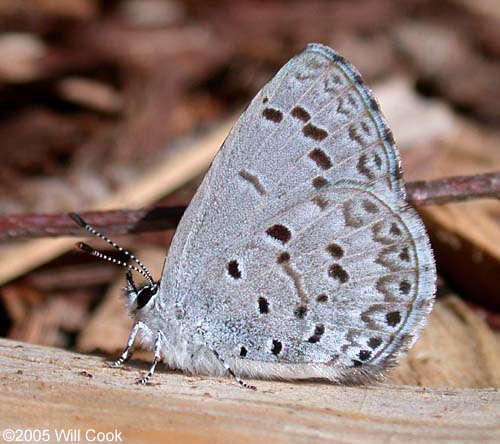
(0, 338), (499, 444)
(392, 295), (500, 388)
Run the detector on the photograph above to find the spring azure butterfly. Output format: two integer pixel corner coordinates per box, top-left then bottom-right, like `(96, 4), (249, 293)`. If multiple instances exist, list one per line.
(72, 43), (436, 388)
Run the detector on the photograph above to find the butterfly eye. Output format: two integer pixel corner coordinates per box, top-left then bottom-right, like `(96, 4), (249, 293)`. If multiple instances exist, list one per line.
(136, 285), (158, 309)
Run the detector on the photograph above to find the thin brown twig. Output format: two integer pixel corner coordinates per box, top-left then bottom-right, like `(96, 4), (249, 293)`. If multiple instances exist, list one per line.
(0, 172), (498, 242)
(405, 172), (500, 206)
(0, 207), (185, 242)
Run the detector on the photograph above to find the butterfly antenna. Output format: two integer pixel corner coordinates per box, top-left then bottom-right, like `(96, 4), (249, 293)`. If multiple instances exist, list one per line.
(70, 212), (155, 285)
(76, 242), (153, 283)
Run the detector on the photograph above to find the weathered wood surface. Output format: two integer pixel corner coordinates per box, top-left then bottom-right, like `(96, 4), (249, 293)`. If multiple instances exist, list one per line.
(0, 338), (499, 444)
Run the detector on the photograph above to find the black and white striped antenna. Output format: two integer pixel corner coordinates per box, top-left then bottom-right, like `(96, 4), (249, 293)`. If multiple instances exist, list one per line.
(69, 213), (155, 286)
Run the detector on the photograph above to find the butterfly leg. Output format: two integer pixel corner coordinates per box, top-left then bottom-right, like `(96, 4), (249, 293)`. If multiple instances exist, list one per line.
(111, 320), (146, 367)
(137, 330), (165, 385)
(208, 345), (256, 390)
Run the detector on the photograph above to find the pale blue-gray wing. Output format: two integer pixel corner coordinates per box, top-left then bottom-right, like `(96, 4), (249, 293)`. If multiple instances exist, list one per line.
(160, 43), (435, 380)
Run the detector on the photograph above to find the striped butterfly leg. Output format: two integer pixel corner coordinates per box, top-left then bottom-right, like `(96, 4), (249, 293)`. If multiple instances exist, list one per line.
(111, 320), (146, 368)
(111, 271), (141, 367)
(206, 343), (257, 390)
(136, 330), (165, 385)
(195, 325), (255, 390)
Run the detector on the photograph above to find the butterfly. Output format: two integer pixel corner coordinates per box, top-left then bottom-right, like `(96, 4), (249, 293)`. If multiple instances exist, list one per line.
(72, 43), (436, 388)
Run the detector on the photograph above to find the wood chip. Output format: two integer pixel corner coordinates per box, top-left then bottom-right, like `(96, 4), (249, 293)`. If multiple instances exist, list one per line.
(57, 77), (123, 114)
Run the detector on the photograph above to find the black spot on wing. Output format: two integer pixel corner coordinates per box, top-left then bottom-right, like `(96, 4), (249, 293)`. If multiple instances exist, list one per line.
(266, 224), (291, 244)
(239, 170), (266, 196)
(357, 153), (375, 180)
(307, 324), (325, 343)
(262, 107), (283, 123)
(383, 128), (395, 145)
(352, 71), (363, 85)
(328, 264), (349, 283)
(312, 176), (328, 189)
(362, 199), (379, 214)
(326, 243), (344, 259)
(227, 260), (241, 279)
(368, 97), (379, 112)
(271, 339), (282, 355)
(291, 106), (311, 122)
(399, 280), (411, 295)
(348, 124), (364, 146)
(258, 297), (269, 314)
(399, 247), (410, 262)
(389, 223), (402, 236)
(277, 252), (290, 264)
(386, 311), (401, 327)
(303, 123), (328, 141)
(308, 148), (332, 170)
(361, 121), (371, 135)
(316, 294), (328, 303)
(294, 304), (308, 319)
(311, 195), (328, 210)
(358, 350), (372, 361)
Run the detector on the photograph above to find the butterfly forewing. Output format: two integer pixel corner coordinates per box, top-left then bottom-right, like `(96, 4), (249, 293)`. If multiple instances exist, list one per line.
(160, 43), (435, 380)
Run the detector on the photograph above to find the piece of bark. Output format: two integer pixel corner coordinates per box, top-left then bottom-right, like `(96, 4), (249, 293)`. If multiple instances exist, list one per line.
(452, 0), (500, 25)
(75, 275), (133, 356)
(0, 0), (96, 22)
(0, 284), (44, 325)
(406, 172), (500, 206)
(0, 338), (499, 444)
(375, 77), (457, 148)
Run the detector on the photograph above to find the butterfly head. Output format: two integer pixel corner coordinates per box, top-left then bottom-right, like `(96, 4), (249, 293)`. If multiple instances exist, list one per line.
(125, 270), (160, 314)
